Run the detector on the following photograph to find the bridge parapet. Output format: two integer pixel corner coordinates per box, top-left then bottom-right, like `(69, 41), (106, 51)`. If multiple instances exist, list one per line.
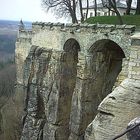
(32, 22), (135, 34)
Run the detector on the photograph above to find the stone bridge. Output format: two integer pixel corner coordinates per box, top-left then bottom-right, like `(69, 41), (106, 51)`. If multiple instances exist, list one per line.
(15, 22), (140, 140)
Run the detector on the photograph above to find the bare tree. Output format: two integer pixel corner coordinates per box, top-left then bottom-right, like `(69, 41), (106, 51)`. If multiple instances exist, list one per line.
(109, 0), (123, 24)
(42, 0), (78, 23)
(79, 0), (89, 22)
(126, 0), (132, 15)
(94, 0), (97, 16)
(79, 0), (84, 22)
(136, 0), (140, 14)
(85, 0), (89, 19)
(42, 0), (90, 23)
(101, 0), (123, 24)
(101, 0), (110, 15)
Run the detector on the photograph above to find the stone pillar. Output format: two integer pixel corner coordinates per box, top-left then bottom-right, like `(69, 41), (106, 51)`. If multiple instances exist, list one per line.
(43, 50), (78, 140)
(68, 53), (88, 140)
(21, 47), (79, 140)
(69, 52), (106, 140)
(114, 58), (129, 87)
(128, 33), (140, 80)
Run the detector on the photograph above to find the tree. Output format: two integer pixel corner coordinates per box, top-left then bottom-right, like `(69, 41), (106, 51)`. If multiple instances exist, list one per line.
(85, 0), (89, 19)
(0, 64), (16, 107)
(126, 0), (132, 15)
(101, 0), (123, 24)
(136, 0), (140, 14)
(42, 0), (78, 23)
(79, 0), (89, 22)
(42, 0), (89, 23)
(94, 0), (97, 16)
(101, 0), (110, 15)
(109, 0), (123, 24)
(79, 0), (84, 22)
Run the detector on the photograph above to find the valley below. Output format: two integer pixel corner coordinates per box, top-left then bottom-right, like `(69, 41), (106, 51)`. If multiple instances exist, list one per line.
(0, 20), (31, 140)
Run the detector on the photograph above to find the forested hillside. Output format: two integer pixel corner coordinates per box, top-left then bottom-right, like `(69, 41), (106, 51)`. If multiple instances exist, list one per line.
(0, 33), (16, 69)
(0, 20), (31, 139)
(0, 20), (17, 90)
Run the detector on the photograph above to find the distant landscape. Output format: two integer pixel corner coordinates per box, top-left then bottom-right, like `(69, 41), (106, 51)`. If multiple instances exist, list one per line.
(0, 19), (31, 104)
(0, 20), (31, 68)
(0, 20), (31, 139)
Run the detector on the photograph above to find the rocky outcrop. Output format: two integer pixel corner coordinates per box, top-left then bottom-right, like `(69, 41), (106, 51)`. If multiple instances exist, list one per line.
(85, 79), (140, 140)
(20, 41), (126, 140)
(85, 34), (140, 140)
(15, 23), (139, 140)
(20, 44), (79, 140)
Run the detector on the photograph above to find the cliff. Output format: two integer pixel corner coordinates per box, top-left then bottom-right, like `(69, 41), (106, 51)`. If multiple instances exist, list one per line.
(15, 23), (140, 140)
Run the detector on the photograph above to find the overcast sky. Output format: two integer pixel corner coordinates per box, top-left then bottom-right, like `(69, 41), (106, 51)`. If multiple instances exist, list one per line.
(0, 0), (67, 22)
(0, 0), (137, 22)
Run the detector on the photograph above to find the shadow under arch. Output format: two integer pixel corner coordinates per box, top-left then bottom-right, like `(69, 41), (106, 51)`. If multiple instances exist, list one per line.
(88, 39), (125, 58)
(63, 38), (81, 52)
(69, 39), (126, 139)
(56, 38), (81, 139)
(88, 39), (125, 99)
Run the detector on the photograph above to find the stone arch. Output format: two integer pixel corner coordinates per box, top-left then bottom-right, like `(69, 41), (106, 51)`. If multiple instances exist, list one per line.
(85, 34), (130, 58)
(85, 39), (125, 131)
(88, 39), (125, 100)
(69, 39), (125, 140)
(88, 39), (125, 56)
(63, 38), (81, 52)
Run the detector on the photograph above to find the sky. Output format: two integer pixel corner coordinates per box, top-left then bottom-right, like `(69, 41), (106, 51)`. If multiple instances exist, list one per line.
(0, 0), (137, 22)
(0, 0), (67, 22)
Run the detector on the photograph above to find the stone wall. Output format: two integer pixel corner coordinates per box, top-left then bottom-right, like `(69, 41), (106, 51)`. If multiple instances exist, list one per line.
(15, 30), (32, 85)
(128, 33), (140, 80)
(15, 23), (138, 140)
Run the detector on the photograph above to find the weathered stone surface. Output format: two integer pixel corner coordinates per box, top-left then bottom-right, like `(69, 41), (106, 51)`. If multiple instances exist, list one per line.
(85, 79), (140, 140)
(85, 36), (140, 140)
(15, 22), (140, 140)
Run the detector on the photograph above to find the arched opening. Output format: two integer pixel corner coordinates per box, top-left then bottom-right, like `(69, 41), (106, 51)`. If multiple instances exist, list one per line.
(84, 39), (125, 133)
(88, 39), (125, 102)
(58, 38), (80, 139)
(69, 39), (125, 139)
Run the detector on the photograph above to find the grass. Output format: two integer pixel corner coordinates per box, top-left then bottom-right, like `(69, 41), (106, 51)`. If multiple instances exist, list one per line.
(85, 15), (140, 27)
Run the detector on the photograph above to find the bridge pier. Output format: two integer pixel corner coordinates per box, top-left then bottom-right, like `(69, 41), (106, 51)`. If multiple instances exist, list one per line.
(69, 40), (125, 140)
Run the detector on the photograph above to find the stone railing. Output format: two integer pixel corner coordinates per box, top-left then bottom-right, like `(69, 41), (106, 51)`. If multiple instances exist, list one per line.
(32, 22), (136, 34)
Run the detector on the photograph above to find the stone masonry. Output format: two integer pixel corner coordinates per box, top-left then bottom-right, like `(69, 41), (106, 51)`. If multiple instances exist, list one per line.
(15, 22), (140, 140)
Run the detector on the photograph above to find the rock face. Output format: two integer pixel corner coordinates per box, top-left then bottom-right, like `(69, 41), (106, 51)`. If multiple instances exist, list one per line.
(85, 79), (140, 140)
(20, 44), (79, 140)
(15, 22), (140, 140)
(127, 117), (140, 140)
(85, 35), (140, 140)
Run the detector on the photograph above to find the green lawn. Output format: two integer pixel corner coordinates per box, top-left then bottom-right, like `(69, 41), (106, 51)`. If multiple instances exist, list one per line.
(85, 15), (140, 27)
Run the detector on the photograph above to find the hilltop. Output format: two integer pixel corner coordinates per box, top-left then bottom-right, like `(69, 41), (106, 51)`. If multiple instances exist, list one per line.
(85, 15), (140, 28)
